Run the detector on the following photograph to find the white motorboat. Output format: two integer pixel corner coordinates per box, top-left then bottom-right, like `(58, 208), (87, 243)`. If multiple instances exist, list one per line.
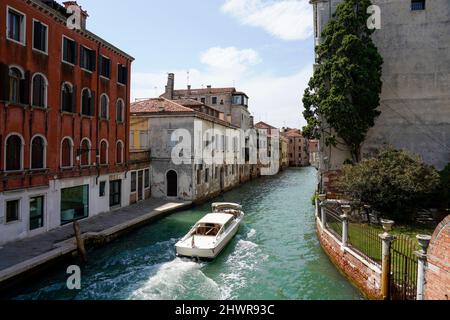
(175, 203), (244, 260)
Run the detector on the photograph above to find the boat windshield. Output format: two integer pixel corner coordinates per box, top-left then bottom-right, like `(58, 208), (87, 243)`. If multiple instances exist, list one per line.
(194, 223), (221, 237)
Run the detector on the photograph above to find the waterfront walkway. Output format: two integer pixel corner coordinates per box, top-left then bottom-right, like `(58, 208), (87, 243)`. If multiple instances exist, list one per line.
(0, 198), (192, 287)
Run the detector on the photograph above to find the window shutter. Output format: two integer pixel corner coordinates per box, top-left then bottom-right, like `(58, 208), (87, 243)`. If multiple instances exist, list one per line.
(20, 71), (30, 105)
(71, 85), (77, 112)
(80, 45), (85, 67)
(73, 41), (78, 65)
(91, 50), (96, 71)
(0, 63), (10, 101)
(90, 90), (96, 116)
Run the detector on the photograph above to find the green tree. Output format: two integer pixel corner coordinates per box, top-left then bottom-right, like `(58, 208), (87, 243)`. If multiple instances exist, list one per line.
(303, 0), (383, 162)
(338, 148), (441, 222)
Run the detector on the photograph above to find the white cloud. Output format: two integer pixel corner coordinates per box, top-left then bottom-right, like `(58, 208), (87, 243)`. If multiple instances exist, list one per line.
(131, 46), (312, 129)
(221, 0), (313, 41)
(200, 47), (262, 71)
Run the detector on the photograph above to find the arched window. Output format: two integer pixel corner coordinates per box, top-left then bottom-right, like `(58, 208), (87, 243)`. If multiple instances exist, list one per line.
(80, 139), (91, 166)
(81, 88), (93, 116)
(31, 136), (46, 169)
(100, 140), (108, 165)
(116, 99), (124, 123)
(100, 94), (109, 119)
(61, 82), (74, 113)
(116, 141), (124, 164)
(5, 134), (23, 171)
(9, 67), (23, 103)
(32, 74), (48, 108)
(61, 138), (73, 168)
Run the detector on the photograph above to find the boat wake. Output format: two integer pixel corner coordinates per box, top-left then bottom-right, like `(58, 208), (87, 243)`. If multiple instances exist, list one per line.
(129, 258), (221, 300)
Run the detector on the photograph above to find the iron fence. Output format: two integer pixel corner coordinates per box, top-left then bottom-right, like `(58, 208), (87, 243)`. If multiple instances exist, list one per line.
(390, 235), (419, 300)
(347, 223), (383, 266)
(324, 207), (343, 241)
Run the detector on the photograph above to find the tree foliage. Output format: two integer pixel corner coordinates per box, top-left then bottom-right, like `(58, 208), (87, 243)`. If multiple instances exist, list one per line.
(337, 148), (441, 222)
(302, 0), (383, 162)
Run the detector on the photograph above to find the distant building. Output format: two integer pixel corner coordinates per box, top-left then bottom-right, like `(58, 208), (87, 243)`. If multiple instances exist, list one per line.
(131, 98), (249, 203)
(0, 0), (133, 245)
(161, 73), (253, 131)
(255, 121), (282, 173)
(281, 128), (310, 167)
(309, 140), (320, 169)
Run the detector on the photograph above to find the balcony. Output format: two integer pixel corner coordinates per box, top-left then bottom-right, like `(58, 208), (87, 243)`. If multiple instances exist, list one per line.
(129, 150), (151, 165)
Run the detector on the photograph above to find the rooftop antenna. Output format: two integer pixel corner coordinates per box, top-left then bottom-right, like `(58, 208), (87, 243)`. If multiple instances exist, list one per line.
(187, 70), (190, 87)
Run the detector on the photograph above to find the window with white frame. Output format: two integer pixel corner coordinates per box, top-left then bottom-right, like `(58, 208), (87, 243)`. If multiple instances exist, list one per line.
(7, 7), (25, 45)
(32, 73), (48, 108)
(33, 20), (48, 53)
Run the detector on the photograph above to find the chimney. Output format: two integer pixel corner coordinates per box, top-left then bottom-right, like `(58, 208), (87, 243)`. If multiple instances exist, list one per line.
(187, 85), (191, 95)
(207, 85), (212, 93)
(165, 73), (175, 100)
(63, 1), (89, 30)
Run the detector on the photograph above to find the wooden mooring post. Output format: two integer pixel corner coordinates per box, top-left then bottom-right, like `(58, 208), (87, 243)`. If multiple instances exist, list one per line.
(73, 221), (87, 263)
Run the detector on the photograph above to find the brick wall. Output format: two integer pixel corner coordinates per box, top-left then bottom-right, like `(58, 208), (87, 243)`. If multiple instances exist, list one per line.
(424, 215), (450, 300)
(317, 220), (383, 300)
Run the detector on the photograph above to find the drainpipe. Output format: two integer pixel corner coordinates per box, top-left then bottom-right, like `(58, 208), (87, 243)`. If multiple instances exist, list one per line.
(416, 235), (432, 301)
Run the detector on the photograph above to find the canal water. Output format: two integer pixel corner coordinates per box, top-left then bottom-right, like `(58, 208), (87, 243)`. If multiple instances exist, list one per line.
(11, 168), (362, 300)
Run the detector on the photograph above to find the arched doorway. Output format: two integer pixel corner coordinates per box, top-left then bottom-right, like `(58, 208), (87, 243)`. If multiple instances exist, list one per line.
(167, 170), (178, 197)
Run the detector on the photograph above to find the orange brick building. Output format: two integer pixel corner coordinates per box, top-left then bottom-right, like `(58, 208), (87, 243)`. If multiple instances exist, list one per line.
(0, 0), (134, 244)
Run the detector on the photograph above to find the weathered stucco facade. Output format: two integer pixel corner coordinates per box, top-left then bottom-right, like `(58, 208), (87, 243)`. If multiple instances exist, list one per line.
(131, 99), (256, 203)
(311, 0), (450, 171)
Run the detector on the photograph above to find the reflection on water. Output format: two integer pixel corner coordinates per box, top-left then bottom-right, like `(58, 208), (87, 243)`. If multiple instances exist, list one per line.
(11, 168), (363, 300)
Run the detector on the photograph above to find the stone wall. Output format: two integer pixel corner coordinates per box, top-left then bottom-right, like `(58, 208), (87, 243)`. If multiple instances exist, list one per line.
(424, 215), (450, 300)
(316, 219), (383, 300)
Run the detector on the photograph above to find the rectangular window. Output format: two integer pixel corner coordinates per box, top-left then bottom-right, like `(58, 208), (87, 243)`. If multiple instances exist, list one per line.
(30, 196), (44, 230)
(232, 95), (243, 105)
(144, 169), (150, 188)
(99, 56), (111, 78)
(411, 0), (425, 10)
(140, 131), (149, 149)
(197, 170), (201, 185)
(205, 168), (209, 183)
(7, 8), (25, 44)
(212, 97), (218, 104)
(131, 172), (137, 193)
(129, 130), (135, 149)
(33, 20), (47, 53)
(62, 37), (77, 65)
(6, 200), (20, 223)
(201, 97), (206, 104)
(80, 46), (96, 72)
(99, 181), (106, 197)
(61, 185), (89, 225)
(118, 64), (128, 85)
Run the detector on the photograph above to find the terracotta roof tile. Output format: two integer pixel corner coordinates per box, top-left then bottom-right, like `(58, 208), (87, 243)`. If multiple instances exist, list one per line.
(255, 121), (278, 130)
(131, 98), (194, 114)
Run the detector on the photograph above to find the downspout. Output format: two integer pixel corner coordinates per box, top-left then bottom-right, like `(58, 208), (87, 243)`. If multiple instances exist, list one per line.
(96, 42), (101, 184)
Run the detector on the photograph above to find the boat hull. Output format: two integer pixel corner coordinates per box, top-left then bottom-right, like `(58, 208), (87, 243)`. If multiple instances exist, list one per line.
(176, 217), (242, 260)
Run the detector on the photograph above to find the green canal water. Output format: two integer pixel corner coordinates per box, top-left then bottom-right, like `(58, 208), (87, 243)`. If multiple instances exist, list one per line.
(11, 167), (363, 300)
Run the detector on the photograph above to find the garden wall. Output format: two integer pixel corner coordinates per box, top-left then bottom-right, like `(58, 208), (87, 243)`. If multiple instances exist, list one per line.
(424, 215), (450, 300)
(317, 219), (383, 300)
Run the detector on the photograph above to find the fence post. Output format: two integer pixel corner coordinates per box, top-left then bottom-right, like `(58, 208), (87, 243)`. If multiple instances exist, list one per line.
(341, 205), (351, 248)
(415, 235), (431, 301)
(318, 194), (327, 226)
(379, 219), (395, 300)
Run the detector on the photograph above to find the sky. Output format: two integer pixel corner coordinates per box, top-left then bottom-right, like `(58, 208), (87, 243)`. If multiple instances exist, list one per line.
(74, 0), (315, 128)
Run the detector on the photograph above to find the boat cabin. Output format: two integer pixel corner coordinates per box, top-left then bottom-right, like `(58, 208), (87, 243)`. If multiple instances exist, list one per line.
(193, 213), (234, 237)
